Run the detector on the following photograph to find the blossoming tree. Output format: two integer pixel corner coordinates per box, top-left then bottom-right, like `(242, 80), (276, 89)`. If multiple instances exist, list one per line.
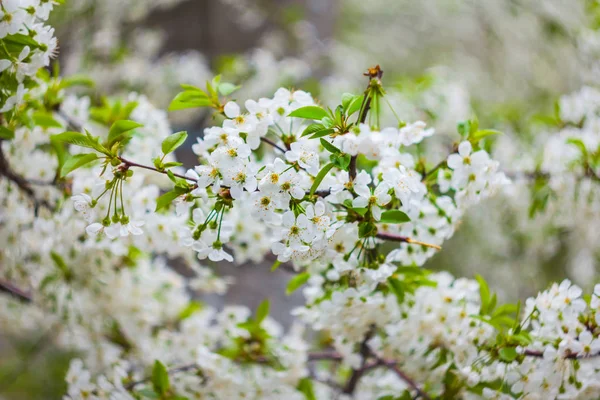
(2, 2), (600, 400)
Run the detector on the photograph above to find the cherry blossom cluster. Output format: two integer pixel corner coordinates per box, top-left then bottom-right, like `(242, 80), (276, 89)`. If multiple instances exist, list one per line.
(0, 0), (58, 115)
(4, 3), (600, 400)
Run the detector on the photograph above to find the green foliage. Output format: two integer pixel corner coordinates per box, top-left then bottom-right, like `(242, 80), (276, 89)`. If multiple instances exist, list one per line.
(169, 75), (238, 111)
(161, 131), (188, 155)
(288, 105), (329, 120)
(107, 120), (143, 147)
(310, 163), (334, 194)
(255, 299), (270, 323)
(151, 360), (170, 397)
(379, 210), (410, 224)
(32, 112), (62, 129)
(297, 377), (316, 400)
(0, 125), (15, 139)
(286, 272), (310, 295)
(60, 153), (98, 177)
(155, 190), (182, 212)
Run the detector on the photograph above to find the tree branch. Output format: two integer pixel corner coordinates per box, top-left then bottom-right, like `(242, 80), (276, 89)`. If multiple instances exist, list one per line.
(376, 232), (441, 250)
(0, 279), (32, 303)
(260, 137), (286, 154)
(0, 143), (54, 214)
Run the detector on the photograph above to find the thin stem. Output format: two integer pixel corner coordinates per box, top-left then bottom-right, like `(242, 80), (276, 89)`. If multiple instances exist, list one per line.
(422, 160), (446, 181)
(368, 351), (431, 400)
(260, 137), (286, 153)
(0, 279), (32, 302)
(376, 232), (441, 250)
(118, 156), (195, 183)
(119, 179), (126, 217)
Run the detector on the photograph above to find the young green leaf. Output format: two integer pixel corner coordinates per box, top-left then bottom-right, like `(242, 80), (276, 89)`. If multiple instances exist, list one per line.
(151, 360), (170, 396)
(255, 299), (270, 323)
(347, 95), (365, 116)
(297, 377), (316, 400)
(107, 120), (143, 146)
(475, 274), (491, 314)
(388, 277), (405, 304)
(331, 153), (351, 171)
(155, 190), (181, 212)
(163, 161), (184, 168)
(271, 260), (282, 271)
(301, 123), (325, 137)
(310, 163), (334, 195)
(499, 347), (518, 363)
(309, 128), (335, 139)
(288, 106), (329, 120)
(218, 82), (240, 96)
(379, 210), (410, 224)
(60, 153), (98, 177)
(286, 272), (310, 295)
(470, 129), (502, 143)
(319, 138), (341, 154)
(33, 112), (63, 128)
(169, 90), (212, 111)
(161, 131), (188, 155)
(0, 126), (15, 140)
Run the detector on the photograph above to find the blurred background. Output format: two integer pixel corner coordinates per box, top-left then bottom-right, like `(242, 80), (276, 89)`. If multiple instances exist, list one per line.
(2, 0), (600, 398)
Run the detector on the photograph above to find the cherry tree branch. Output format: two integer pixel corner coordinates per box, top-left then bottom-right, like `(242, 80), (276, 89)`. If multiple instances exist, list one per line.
(0, 279), (32, 302)
(260, 137), (286, 154)
(0, 143), (54, 214)
(376, 232), (442, 250)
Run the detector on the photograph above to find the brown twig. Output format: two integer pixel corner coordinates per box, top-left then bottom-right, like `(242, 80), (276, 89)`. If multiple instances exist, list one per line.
(0, 279), (32, 303)
(375, 232), (441, 250)
(0, 144), (54, 214)
(260, 137), (286, 154)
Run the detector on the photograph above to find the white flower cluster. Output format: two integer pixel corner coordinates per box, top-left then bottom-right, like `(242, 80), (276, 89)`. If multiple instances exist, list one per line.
(0, 0), (57, 113)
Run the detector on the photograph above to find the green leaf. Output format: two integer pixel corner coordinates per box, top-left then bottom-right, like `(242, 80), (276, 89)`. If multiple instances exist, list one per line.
(358, 221), (377, 238)
(54, 131), (105, 153)
(60, 153), (98, 177)
(33, 112), (63, 128)
(161, 131), (188, 155)
(0, 126), (14, 139)
(155, 190), (181, 212)
(288, 106), (329, 120)
(255, 299), (270, 323)
(475, 274), (491, 315)
(331, 153), (351, 171)
(50, 135), (68, 172)
(309, 128), (335, 139)
(310, 163), (334, 195)
(301, 123), (325, 137)
(320, 138), (341, 154)
(178, 301), (203, 321)
(136, 388), (160, 399)
(218, 82), (240, 96)
(286, 272), (310, 295)
(163, 161), (183, 168)
(347, 95), (365, 116)
(59, 75), (95, 89)
(107, 120), (143, 146)
(470, 129), (502, 143)
(341, 93), (355, 110)
(457, 120), (470, 138)
(297, 377), (316, 400)
(271, 260), (282, 271)
(151, 360), (170, 396)
(169, 90), (212, 111)
(567, 138), (588, 158)
(379, 210), (410, 224)
(388, 277), (405, 304)
(499, 347), (518, 363)
(50, 251), (71, 278)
